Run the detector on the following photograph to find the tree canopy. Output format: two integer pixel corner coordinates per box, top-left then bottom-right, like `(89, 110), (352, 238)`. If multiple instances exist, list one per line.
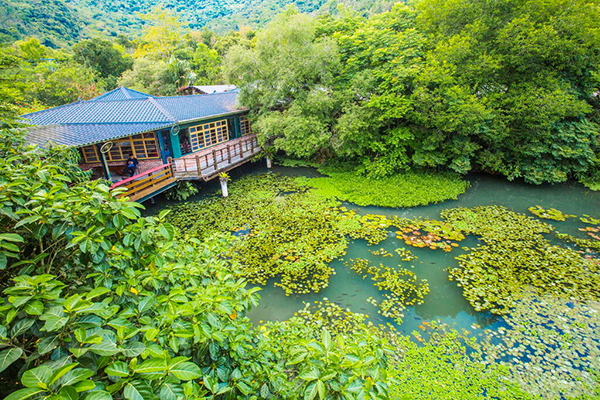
(225, 0), (600, 184)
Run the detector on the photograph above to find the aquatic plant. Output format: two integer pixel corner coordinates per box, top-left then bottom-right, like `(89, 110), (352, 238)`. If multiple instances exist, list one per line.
(442, 206), (600, 314)
(528, 205), (575, 221)
(579, 225), (600, 241)
(441, 205), (554, 243)
(370, 248), (393, 257)
(303, 169), (469, 208)
(481, 292), (600, 398)
(347, 214), (390, 245)
(388, 323), (533, 399)
(556, 232), (600, 252)
(395, 248), (418, 261)
(165, 174), (365, 295)
(450, 238), (600, 314)
(165, 180), (199, 201)
(391, 217), (464, 251)
(347, 258), (429, 324)
(580, 214), (600, 225)
(294, 299), (373, 336)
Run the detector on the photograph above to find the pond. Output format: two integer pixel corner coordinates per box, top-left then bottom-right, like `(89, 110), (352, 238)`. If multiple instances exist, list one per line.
(148, 162), (600, 338)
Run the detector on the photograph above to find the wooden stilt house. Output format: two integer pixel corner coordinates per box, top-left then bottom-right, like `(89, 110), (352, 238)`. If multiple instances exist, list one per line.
(21, 87), (260, 202)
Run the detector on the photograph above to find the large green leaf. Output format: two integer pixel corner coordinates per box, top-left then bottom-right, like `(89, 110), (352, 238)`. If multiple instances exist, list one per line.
(10, 319), (35, 336)
(22, 365), (53, 389)
(0, 347), (23, 373)
(134, 357), (167, 378)
(41, 316), (69, 332)
(105, 361), (129, 377)
(48, 363), (77, 386)
(169, 361), (201, 381)
(58, 368), (94, 387)
(24, 300), (44, 316)
(37, 335), (59, 355)
(4, 388), (46, 400)
(298, 367), (320, 381)
(123, 381), (153, 400)
(84, 391), (113, 400)
(159, 383), (183, 400)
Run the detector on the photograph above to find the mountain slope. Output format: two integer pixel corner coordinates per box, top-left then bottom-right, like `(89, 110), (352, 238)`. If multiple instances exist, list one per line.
(0, 0), (395, 46)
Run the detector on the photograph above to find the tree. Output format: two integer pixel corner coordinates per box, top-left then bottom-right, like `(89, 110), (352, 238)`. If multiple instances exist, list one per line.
(133, 7), (185, 60)
(73, 39), (133, 88)
(118, 57), (175, 96)
(224, 7), (341, 158)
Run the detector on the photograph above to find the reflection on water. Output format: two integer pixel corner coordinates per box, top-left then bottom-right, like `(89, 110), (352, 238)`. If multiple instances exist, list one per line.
(147, 162), (600, 335)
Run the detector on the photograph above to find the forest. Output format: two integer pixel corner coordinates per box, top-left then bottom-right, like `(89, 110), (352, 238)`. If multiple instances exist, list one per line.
(2, 0), (599, 186)
(1, 0), (600, 399)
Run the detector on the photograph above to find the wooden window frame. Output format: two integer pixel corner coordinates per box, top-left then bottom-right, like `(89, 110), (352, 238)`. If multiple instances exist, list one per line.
(81, 145), (100, 163)
(240, 115), (252, 136)
(188, 119), (230, 152)
(79, 132), (160, 163)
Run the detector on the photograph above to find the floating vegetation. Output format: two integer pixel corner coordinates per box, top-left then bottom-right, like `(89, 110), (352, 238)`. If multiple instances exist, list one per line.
(482, 293), (600, 398)
(165, 173), (356, 295)
(294, 299), (370, 336)
(347, 258), (429, 324)
(441, 205), (553, 243)
(442, 206), (600, 314)
(395, 248), (417, 261)
(370, 248), (393, 257)
(580, 214), (600, 225)
(556, 232), (600, 252)
(579, 225), (600, 241)
(348, 214), (391, 245)
(527, 205), (575, 221)
(392, 217), (464, 251)
(302, 169), (469, 208)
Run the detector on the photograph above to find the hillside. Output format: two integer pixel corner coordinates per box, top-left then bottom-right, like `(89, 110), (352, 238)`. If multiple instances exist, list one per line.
(0, 0), (395, 47)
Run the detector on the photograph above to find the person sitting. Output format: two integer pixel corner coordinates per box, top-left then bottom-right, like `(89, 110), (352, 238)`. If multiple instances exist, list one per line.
(123, 154), (139, 177)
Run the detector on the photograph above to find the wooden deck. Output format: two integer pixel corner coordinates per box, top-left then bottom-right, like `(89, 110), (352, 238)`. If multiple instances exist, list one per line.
(173, 134), (260, 181)
(110, 163), (176, 202)
(109, 134), (261, 202)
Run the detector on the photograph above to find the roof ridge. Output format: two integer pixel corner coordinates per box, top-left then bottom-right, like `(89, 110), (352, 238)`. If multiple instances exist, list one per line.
(120, 87), (132, 99)
(153, 90), (238, 100)
(20, 100), (82, 118)
(148, 97), (176, 121)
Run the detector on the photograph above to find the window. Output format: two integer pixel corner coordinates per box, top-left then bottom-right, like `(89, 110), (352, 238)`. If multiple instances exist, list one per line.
(79, 132), (160, 163)
(80, 145), (99, 163)
(240, 116), (252, 136)
(188, 119), (229, 152)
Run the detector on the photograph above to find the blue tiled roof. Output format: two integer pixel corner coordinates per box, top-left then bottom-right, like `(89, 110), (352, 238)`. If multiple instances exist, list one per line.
(26, 123), (172, 147)
(88, 87), (153, 101)
(21, 88), (245, 147)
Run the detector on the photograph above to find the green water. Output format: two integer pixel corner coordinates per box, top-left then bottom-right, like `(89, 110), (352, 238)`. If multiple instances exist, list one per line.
(149, 163), (600, 336)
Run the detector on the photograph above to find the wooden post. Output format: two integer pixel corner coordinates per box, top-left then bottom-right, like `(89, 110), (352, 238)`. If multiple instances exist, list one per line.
(212, 150), (218, 170)
(195, 155), (202, 177)
(250, 138), (255, 153)
(227, 144), (231, 163)
(239, 141), (244, 157)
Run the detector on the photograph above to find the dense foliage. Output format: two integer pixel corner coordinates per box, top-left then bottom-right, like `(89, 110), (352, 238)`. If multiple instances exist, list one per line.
(0, 0), (395, 46)
(300, 167), (469, 208)
(0, 129), (405, 399)
(226, 1), (600, 184)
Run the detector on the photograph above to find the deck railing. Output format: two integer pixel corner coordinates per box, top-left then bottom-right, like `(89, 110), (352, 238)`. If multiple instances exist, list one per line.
(174, 134), (260, 180)
(110, 163), (176, 202)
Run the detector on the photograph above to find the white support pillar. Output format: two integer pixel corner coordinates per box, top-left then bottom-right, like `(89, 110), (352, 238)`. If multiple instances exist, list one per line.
(220, 178), (229, 197)
(266, 156), (272, 169)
